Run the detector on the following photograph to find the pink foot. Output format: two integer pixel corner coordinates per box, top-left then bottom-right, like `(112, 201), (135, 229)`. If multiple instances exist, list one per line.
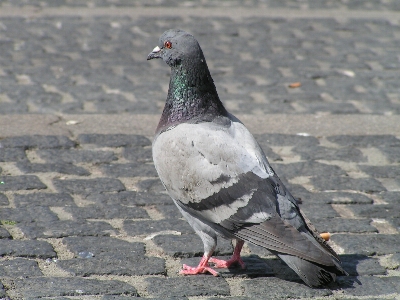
(209, 240), (246, 269)
(209, 256), (246, 269)
(179, 255), (219, 276)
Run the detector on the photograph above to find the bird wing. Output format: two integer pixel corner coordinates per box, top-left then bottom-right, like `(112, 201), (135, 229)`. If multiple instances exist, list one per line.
(153, 116), (338, 266)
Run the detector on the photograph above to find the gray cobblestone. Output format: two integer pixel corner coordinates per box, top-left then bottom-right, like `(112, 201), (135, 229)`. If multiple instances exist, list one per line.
(19, 220), (116, 239)
(311, 176), (386, 193)
(0, 240), (56, 258)
(58, 237), (164, 276)
(0, 258), (43, 277)
(240, 277), (332, 298)
(53, 178), (125, 195)
(13, 193), (75, 208)
(331, 234), (400, 256)
(0, 149), (27, 162)
(0, 136), (75, 149)
(16, 161), (90, 176)
(100, 163), (158, 178)
(64, 204), (149, 220)
(145, 276), (230, 298)
(337, 276), (400, 296)
(123, 219), (194, 236)
(78, 134), (151, 147)
(0, 175), (47, 191)
(5, 277), (138, 298)
(340, 254), (386, 276)
(312, 218), (377, 233)
(0, 193), (9, 206)
(0, 227), (11, 239)
(38, 149), (117, 164)
(0, 207), (58, 224)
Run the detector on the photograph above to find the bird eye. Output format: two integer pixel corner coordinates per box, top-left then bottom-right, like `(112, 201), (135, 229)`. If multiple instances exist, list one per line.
(164, 40), (172, 49)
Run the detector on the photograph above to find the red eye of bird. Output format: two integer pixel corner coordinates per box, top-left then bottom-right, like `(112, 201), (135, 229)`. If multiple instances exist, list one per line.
(164, 40), (172, 49)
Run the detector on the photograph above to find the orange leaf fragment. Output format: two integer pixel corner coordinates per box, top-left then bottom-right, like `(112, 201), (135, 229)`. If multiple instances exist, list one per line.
(320, 232), (331, 241)
(289, 82), (301, 88)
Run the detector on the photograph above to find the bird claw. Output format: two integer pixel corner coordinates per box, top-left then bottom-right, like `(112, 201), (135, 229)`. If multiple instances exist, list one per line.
(180, 264), (219, 276)
(209, 257), (246, 269)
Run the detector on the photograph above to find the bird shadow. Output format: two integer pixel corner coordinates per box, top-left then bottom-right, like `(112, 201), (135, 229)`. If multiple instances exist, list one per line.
(264, 254), (366, 289)
(182, 253), (368, 290)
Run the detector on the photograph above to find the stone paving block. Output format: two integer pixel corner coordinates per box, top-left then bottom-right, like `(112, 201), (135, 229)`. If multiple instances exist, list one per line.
(136, 178), (165, 193)
(62, 237), (145, 255)
(16, 161), (90, 176)
(9, 277), (138, 298)
(0, 193), (9, 205)
(101, 297), (143, 300)
(88, 191), (171, 206)
(100, 163), (158, 177)
(153, 234), (233, 258)
(53, 178), (125, 195)
(255, 134), (319, 148)
(145, 276), (230, 298)
(378, 191), (400, 204)
(154, 204), (181, 219)
(311, 175), (386, 193)
(124, 219), (194, 236)
(240, 277), (332, 298)
(328, 135), (400, 148)
(78, 133), (151, 147)
(293, 145), (367, 162)
(19, 220), (116, 239)
(0, 148), (27, 162)
(58, 253), (165, 276)
(0, 175), (47, 191)
(0, 226), (11, 239)
(13, 192), (75, 208)
(386, 253), (400, 270)
(388, 218), (400, 232)
(346, 204), (400, 219)
(0, 135), (76, 149)
(0, 258), (43, 277)
(296, 190), (374, 204)
(123, 146), (153, 163)
(64, 204), (149, 220)
(298, 203), (340, 219)
(0, 207), (58, 223)
(273, 161), (346, 179)
(339, 254), (386, 276)
(331, 234), (400, 255)
(379, 145), (400, 163)
(206, 297), (252, 300)
(359, 165), (400, 179)
(338, 276), (400, 296)
(38, 149), (117, 163)
(0, 240), (56, 258)
(182, 255), (274, 278)
(312, 218), (377, 233)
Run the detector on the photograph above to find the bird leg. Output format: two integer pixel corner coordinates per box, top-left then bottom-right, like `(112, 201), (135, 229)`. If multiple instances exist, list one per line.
(209, 240), (246, 269)
(180, 253), (219, 276)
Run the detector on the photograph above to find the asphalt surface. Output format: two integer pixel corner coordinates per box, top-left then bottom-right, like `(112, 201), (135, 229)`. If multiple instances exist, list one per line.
(0, 1), (399, 299)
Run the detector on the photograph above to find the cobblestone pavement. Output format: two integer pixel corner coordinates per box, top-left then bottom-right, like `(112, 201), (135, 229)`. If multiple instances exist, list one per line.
(0, 1), (399, 299)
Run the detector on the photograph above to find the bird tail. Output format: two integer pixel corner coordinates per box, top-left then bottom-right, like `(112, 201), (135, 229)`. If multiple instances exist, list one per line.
(275, 252), (346, 287)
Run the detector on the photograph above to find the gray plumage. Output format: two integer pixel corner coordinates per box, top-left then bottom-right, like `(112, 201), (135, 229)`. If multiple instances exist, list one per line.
(147, 29), (347, 287)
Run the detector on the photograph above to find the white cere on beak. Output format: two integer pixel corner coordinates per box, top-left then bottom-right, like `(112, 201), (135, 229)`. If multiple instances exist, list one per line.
(152, 46), (161, 53)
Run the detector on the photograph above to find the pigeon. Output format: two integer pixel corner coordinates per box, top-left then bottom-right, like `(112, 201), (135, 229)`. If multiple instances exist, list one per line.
(147, 29), (348, 287)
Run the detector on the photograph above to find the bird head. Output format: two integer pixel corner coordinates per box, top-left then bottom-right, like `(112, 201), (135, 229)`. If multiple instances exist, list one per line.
(147, 29), (205, 68)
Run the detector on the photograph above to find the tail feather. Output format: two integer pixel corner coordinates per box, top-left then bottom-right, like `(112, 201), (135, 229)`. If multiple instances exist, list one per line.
(276, 253), (346, 287)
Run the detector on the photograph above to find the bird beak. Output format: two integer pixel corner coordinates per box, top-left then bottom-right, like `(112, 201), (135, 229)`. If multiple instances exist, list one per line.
(147, 46), (162, 60)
